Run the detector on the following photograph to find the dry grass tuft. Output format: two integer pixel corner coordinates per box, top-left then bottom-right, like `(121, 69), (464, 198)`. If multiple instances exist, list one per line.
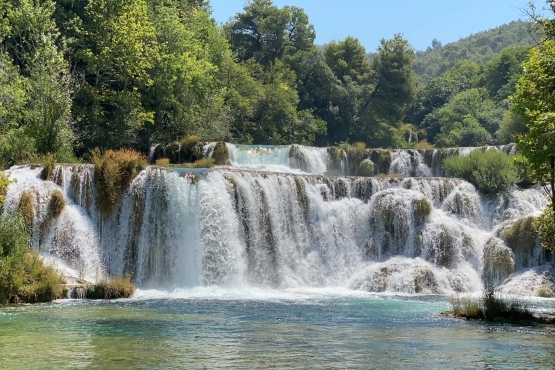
(86, 275), (135, 299)
(90, 148), (147, 217)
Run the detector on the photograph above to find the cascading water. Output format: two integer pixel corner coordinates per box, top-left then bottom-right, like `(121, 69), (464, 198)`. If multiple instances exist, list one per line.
(2, 142), (551, 296)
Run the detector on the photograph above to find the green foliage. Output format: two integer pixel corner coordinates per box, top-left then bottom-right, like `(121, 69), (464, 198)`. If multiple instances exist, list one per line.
(91, 148), (147, 217)
(414, 21), (538, 81)
(0, 213), (63, 304)
(225, 0), (315, 67)
(504, 216), (537, 253)
(0, 172), (12, 209)
(324, 36), (372, 83)
(534, 204), (555, 254)
(357, 159), (374, 177)
(443, 149), (519, 194)
(355, 35), (416, 147)
(85, 275), (135, 299)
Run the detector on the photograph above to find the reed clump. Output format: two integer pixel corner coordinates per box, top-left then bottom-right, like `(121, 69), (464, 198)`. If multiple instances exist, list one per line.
(450, 283), (535, 322)
(86, 275), (135, 299)
(49, 190), (66, 218)
(182, 158), (215, 168)
(90, 148), (147, 217)
(18, 191), (35, 230)
(39, 153), (56, 180)
(155, 158), (170, 166)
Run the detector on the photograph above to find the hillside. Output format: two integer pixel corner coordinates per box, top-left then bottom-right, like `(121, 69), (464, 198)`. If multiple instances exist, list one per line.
(414, 20), (540, 81)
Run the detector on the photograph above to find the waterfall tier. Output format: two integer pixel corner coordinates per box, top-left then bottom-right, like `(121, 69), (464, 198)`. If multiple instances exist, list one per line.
(3, 157), (550, 295)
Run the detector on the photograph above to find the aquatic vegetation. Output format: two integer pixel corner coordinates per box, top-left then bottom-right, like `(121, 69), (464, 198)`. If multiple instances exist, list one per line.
(155, 158), (170, 166)
(90, 148), (147, 217)
(39, 153), (56, 180)
(49, 190), (66, 218)
(86, 275), (135, 299)
(212, 141), (230, 165)
(451, 283), (535, 322)
(18, 191), (35, 230)
(357, 159), (375, 177)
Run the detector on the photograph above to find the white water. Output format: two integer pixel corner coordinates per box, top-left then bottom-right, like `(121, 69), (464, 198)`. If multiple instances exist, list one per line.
(2, 143), (551, 296)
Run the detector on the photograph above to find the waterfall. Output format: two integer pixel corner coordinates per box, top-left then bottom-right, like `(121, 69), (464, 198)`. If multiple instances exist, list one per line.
(2, 143), (551, 296)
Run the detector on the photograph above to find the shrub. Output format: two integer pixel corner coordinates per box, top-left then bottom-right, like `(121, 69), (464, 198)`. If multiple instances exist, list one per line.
(90, 148), (147, 217)
(49, 190), (66, 218)
(0, 214), (63, 304)
(357, 159), (375, 177)
(443, 149), (519, 194)
(155, 158), (170, 166)
(86, 275), (135, 299)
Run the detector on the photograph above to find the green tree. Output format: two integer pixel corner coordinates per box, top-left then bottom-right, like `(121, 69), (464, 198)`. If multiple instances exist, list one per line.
(145, 3), (233, 144)
(74, 0), (158, 150)
(324, 36), (372, 83)
(422, 88), (501, 144)
(355, 34), (416, 147)
(225, 0), (315, 67)
(478, 46), (529, 102)
(0, 0), (74, 162)
(512, 39), (555, 218)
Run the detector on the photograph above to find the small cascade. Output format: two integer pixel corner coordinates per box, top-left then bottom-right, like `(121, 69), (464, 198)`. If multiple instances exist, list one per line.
(389, 150), (431, 177)
(1, 141), (551, 296)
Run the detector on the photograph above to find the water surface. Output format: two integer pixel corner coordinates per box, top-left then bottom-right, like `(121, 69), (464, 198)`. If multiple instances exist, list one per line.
(1, 290), (554, 369)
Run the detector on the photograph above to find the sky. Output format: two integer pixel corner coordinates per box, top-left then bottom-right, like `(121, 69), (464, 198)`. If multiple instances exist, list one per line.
(210, 0), (542, 52)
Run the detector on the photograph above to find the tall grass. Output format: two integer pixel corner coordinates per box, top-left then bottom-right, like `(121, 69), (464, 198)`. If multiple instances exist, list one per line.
(90, 148), (147, 217)
(86, 275), (135, 299)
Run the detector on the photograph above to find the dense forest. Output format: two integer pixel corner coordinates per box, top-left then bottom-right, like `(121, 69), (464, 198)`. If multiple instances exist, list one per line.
(0, 0), (541, 168)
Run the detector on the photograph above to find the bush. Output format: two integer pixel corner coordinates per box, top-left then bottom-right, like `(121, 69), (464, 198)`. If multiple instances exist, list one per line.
(357, 159), (374, 177)
(90, 148), (147, 217)
(0, 214), (63, 304)
(86, 275), (135, 299)
(443, 149), (519, 194)
(535, 204), (555, 254)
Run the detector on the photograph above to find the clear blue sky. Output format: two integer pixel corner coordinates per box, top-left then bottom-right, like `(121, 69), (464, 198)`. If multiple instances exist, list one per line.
(210, 0), (542, 52)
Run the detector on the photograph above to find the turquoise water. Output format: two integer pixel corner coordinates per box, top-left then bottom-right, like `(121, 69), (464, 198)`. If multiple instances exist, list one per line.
(1, 291), (554, 369)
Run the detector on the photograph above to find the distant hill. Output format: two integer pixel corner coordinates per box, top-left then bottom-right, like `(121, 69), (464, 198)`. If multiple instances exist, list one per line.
(413, 20), (540, 81)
